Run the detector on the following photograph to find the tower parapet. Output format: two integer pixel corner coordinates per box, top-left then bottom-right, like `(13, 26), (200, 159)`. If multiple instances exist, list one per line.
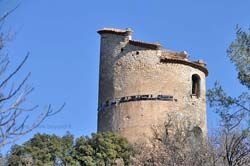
(97, 28), (208, 143)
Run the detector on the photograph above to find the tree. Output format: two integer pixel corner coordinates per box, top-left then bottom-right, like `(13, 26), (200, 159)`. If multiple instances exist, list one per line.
(7, 133), (77, 166)
(0, 9), (64, 148)
(74, 132), (133, 166)
(7, 132), (134, 166)
(227, 26), (250, 89)
(131, 114), (250, 166)
(219, 129), (250, 166)
(132, 114), (214, 166)
(207, 26), (250, 166)
(207, 26), (250, 129)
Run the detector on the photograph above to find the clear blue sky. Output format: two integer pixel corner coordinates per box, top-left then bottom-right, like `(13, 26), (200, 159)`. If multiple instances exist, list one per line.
(0, 0), (249, 151)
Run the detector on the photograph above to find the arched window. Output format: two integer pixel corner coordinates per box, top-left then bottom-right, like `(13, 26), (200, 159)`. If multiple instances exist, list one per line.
(192, 74), (200, 97)
(192, 126), (203, 140)
(190, 126), (203, 147)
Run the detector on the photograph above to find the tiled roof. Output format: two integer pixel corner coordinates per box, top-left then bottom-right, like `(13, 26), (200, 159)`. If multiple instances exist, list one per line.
(160, 56), (208, 76)
(97, 28), (207, 75)
(97, 28), (133, 35)
(129, 40), (161, 50)
(161, 51), (188, 60)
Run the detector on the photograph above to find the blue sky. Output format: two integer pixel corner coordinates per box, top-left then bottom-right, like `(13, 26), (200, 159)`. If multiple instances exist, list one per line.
(0, 0), (249, 151)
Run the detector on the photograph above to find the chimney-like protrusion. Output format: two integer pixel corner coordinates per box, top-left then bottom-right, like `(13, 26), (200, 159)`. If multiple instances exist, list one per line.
(97, 28), (133, 41)
(97, 28), (133, 106)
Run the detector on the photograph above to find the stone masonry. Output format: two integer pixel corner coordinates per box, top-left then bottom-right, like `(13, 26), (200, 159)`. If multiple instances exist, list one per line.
(97, 28), (208, 143)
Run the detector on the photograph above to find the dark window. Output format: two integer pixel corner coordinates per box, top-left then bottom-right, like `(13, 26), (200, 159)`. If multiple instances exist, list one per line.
(192, 74), (200, 97)
(192, 126), (203, 139)
(190, 126), (203, 147)
(121, 48), (124, 52)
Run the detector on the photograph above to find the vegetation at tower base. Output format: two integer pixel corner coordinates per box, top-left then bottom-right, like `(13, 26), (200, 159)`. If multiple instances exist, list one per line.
(207, 26), (250, 166)
(131, 114), (211, 166)
(5, 124), (249, 166)
(131, 114), (250, 166)
(7, 132), (133, 166)
(0, 9), (64, 149)
(7, 133), (76, 166)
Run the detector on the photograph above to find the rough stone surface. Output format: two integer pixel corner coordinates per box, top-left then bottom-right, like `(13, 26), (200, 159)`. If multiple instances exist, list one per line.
(97, 28), (208, 143)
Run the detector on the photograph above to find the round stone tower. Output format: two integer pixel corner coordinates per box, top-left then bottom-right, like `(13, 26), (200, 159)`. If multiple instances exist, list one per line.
(97, 28), (208, 143)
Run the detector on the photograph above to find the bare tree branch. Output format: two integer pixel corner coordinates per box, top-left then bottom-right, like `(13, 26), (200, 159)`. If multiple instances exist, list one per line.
(0, 8), (65, 148)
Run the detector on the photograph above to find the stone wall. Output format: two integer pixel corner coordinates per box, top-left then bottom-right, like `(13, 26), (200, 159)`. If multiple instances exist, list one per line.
(97, 28), (207, 143)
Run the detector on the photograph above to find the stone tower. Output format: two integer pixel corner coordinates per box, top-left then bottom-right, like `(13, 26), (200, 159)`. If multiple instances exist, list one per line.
(97, 28), (208, 143)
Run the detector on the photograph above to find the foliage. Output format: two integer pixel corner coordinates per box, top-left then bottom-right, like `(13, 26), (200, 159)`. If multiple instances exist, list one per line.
(132, 114), (213, 166)
(7, 133), (76, 166)
(206, 26), (250, 166)
(7, 132), (133, 166)
(132, 114), (250, 166)
(75, 132), (133, 166)
(207, 82), (250, 129)
(207, 27), (250, 129)
(227, 26), (250, 89)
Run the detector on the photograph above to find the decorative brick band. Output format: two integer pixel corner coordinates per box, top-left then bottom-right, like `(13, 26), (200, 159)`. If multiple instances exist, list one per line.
(98, 94), (174, 111)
